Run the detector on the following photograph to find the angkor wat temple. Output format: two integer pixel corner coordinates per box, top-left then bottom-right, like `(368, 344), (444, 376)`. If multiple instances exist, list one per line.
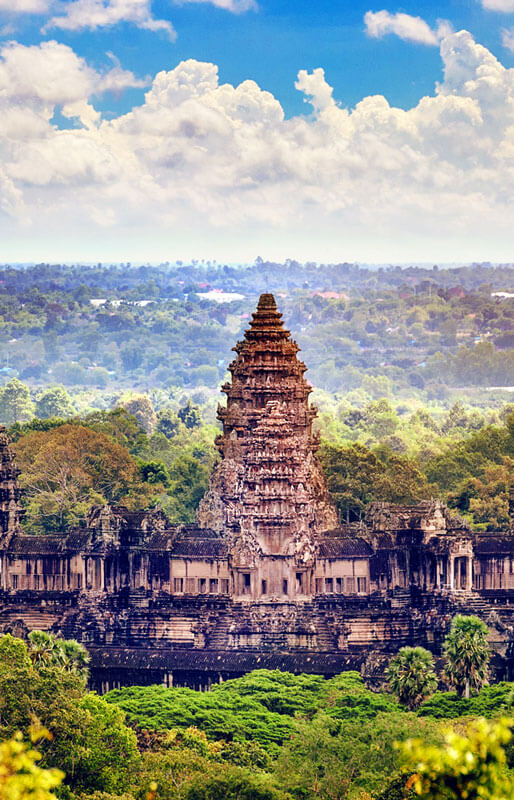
(0, 294), (513, 690)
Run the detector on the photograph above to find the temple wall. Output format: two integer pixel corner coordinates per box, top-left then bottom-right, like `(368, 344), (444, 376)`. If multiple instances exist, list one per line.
(473, 555), (514, 590)
(314, 558), (370, 595)
(5, 550), (514, 598)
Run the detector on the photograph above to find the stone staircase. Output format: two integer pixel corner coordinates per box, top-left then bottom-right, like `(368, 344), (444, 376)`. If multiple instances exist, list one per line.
(204, 602), (339, 652)
(452, 591), (492, 617)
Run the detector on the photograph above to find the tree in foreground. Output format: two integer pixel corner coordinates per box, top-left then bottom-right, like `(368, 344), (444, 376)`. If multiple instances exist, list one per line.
(443, 614), (490, 698)
(0, 633), (139, 796)
(0, 731), (64, 800)
(387, 647), (438, 710)
(401, 717), (514, 799)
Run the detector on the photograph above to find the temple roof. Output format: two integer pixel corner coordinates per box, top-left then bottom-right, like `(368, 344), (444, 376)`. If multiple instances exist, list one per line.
(475, 536), (514, 554)
(318, 536), (373, 558)
(8, 535), (67, 554)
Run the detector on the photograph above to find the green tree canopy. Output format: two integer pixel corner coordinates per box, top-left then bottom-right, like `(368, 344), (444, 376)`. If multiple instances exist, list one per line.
(443, 615), (491, 699)
(387, 647), (438, 711)
(35, 386), (75, 420)
(164, 453), (210, 523)
(157, 408), (181, 439)
(28, 630), (90, 680)
(0, 379), (34, 425)
(178, 399), (202, 430)
(14, 424), (161, 532)
(0, 633), (139, 796)
(319, 442), (431, 521)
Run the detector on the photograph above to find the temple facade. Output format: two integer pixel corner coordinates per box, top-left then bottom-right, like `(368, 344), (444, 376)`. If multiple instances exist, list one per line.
(0, 294), (513, 690)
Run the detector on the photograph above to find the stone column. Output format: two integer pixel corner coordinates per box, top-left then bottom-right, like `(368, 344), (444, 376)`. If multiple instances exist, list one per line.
(449, 555), (455, 590)
(467, 557), (473, 591)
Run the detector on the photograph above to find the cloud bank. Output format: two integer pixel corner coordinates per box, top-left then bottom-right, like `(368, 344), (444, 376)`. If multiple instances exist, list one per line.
(1, 30), (514, 261)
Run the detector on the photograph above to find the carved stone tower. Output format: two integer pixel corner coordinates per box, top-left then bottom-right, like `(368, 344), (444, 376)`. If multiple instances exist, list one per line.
(196, 293), (338, 571)
(0, 426), (23, 543)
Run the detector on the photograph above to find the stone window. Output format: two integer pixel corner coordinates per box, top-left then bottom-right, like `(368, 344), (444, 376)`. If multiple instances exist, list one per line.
(11, 574), (18, 589)
(173, 578), (184, 593)
(242, 573), (251, 594)
(261, 579), (267, 595)
(210, 579), (218, 593)
(357, 577), (367, 593)
(283, 579), (288, 595)
(25, 561), (31, 575)
(185, 578), (196, 593)
(325, 578), (333, 593)
(335, 578), (343, 593)
(347, 577), (355, 593)
(315, 578), (323, 593)
(296, 572), (303, 593)
(199, 578), (207, 593)
(220, 579), (229, 593)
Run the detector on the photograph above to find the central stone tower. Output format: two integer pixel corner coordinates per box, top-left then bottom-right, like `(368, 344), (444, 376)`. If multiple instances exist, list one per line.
(196, 293), (338, 593)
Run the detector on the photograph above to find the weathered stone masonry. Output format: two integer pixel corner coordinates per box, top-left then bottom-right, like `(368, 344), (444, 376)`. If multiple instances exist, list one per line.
(0, 294), (513, 690)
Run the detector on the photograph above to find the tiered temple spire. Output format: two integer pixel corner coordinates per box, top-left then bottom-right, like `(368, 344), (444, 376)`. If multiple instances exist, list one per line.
(196, 293), (338, 555)
(0, 426), (23, 542)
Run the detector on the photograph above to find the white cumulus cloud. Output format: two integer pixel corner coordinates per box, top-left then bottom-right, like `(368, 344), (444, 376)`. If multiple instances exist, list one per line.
(364, 9), (451, 46)
(0, 39), (146, 132)
(44, 0), (176, 39)
(0, 0), (49, 12)
(482, 0), (514, 10)
(502, 27), (514, 50)
(1, 30), (514, 262)
(174, 0), (257, 11)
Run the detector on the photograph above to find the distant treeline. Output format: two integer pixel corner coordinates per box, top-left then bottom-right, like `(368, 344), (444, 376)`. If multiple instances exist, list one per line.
(0, 262), (512, 398)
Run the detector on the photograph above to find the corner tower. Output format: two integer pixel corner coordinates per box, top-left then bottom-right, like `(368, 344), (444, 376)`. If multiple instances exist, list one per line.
(0, 426), (23, 542)
(196, 293), (338, 562)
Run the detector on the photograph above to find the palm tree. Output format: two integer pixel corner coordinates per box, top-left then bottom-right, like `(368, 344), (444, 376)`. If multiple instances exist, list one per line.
(27, 630), (60, 667)
(386, 646), (438, 710)
(59, 638), (90, 680)
(443, 614), (490, 699)
(28, 630), (90, 681)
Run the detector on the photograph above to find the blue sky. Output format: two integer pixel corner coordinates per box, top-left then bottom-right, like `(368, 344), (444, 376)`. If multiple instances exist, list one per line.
(1, 0), (514, 262)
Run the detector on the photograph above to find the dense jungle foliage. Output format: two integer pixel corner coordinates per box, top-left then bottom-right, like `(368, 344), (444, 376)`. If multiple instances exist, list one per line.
(2, 631), (514, 800)
(3, 391), (512, 532)
(0, 261), (512, 532)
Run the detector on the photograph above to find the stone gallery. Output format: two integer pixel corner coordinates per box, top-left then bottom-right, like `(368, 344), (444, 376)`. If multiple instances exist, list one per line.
(0, 294), (513, 689)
